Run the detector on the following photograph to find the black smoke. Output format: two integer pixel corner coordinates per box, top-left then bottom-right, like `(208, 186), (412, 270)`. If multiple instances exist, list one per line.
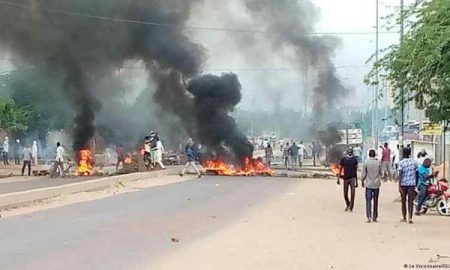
(0, 0), (256, 162)
(187, 73), (254, 162)
(0, 0), (203, 151)
(244, 0), (348, 133)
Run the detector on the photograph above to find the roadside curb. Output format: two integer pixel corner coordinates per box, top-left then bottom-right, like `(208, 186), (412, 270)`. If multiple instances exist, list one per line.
(0, 169), (178, 210)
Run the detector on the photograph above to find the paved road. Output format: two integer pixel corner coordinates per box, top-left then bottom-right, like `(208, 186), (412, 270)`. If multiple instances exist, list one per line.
(1, 176), (449, 270)
(0, 176), (294, 270)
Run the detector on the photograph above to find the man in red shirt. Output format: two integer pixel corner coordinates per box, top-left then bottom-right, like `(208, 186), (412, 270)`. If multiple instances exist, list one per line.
(381, 142), (392, 181)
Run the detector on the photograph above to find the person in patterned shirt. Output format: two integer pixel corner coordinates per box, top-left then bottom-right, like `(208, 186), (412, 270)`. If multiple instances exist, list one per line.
(397, 147), (418, 224)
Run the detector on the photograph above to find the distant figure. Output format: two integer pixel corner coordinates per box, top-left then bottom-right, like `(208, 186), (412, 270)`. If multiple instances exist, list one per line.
(265, 144), (274, 166)
(288, 142), (300, 169)
(155, 138), (166, 169)
(115, 144), (126, 171)
(32, 140), (38, 166)
(392, 144), (400, 179)
(298, 141), (306, 168)
(416, 158), (438, 215)
(416, 149), (428, 166)
(143, 136), (152, 170)
(180, 145), (202, 178)
(381, 142), (392, 181)
(55, 142), (66, 177)
(310, 142), (321, 166)
(338, 148), (359, 212)
(3, 137), (9, 165)
(377, 145), (383, 160)
(361, 149), (382, 223)
(398, 147), (418, 224)
(14, 139), (21, 165)
(282, 142), (290, 169)
(22, 144), (33, 176)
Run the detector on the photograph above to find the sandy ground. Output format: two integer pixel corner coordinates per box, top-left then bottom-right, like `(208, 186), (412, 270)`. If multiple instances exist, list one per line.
(148, 179), (450, 270)
(1, 170), (449, 270)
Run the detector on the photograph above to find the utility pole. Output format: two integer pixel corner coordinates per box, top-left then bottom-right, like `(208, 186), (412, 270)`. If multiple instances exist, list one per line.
(374, 0), (380, 148)
(400, 0), (405, 158)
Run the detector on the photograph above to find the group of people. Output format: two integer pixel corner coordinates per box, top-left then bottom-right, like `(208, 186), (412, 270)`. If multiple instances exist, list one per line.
(281, 142), (306, 169)
(1, 137), (39, 176)
(338, 145), (437, 224)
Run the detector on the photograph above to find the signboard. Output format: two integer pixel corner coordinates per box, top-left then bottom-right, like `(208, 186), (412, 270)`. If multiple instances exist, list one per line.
(337, 129), (363, 145)
(421, 123), (442, 136)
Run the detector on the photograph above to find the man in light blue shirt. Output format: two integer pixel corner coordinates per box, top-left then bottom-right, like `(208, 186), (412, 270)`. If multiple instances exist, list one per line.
(416, 158), (438, 215)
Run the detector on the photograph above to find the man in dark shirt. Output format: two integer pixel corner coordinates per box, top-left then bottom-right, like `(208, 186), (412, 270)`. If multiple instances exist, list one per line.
(338, 148), (359, 212)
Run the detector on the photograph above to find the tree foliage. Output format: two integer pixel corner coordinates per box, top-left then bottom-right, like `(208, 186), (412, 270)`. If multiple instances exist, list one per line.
(0, 98), (28, 133)
(367, 0), (450, 123)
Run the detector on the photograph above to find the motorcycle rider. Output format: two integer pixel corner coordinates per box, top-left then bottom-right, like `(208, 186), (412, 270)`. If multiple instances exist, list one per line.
(416, 158), (438, 215)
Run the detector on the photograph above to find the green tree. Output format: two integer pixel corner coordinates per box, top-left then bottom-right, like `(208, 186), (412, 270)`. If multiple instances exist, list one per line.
(367, 0), (450, 123)
(0, 98), (28, 133)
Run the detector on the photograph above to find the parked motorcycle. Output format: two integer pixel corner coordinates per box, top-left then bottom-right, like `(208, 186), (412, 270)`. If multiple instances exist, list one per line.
(414, 178), (450, 216)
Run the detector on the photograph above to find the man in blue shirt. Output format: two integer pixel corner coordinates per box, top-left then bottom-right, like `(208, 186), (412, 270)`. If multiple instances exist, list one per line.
(416, 158), (438, 215)
(398, 148), (418, 223)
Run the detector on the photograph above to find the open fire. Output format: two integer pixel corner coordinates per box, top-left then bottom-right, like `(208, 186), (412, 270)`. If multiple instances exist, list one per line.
(329, 164), (343, 177)
(77, 148), (93, 176)
(204, 157), (275, 176)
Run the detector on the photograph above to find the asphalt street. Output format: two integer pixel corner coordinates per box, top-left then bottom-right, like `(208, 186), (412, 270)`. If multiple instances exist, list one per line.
(0, 176), (294, 270)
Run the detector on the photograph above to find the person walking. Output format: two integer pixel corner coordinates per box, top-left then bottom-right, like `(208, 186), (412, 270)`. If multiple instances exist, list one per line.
(282, 142), (290, 169)
(265, 144), (274, 167)
(398, 148), (418, 224)
(381, 142), (392, 181)
(115, 144), (126, 171)
(154, 139), (166, 169)
(298, 141), (306, 168)
(13, 139), (21, 165)
(415, 158), (438, 215)
(179, 145), (202, 178)
(21, 144), (33, 176)
(55, 142), (66, 177)
(338, 148), (359, 212)
(3, 137), (9, 165)
(310, 142), (321, 166)
(392, 144), (400, 179)
(32, 140), (38, 166)
(361, 149), (383, 223)
(288, 142), (299, 170)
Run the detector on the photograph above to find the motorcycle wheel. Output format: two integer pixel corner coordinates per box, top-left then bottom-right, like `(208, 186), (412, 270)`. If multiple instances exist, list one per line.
(436, 198), (450, 216)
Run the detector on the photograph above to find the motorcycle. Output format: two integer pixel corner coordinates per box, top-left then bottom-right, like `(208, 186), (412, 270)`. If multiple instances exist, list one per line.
(414, 178), (450, 216)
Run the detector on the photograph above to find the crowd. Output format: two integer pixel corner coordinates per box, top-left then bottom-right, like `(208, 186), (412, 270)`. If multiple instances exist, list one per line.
(338, 144), (439, 224)
(1, 136), (39, 176)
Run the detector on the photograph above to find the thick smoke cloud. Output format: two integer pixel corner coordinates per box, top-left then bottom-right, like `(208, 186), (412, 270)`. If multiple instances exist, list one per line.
(0, 0), (203, 151)
(0, 0), (254, 162)
(187, 73), (254, 161)
(244, 0), (348, 133)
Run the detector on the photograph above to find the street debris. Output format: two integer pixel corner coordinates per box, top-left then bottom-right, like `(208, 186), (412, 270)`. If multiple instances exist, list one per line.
(171, 238), (179, 243)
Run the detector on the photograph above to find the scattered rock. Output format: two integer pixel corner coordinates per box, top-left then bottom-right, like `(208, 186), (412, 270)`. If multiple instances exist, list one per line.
(171, 238), (179, 243)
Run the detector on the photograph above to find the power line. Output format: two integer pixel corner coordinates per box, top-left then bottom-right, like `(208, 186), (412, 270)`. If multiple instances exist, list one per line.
(0, 0), (399, 36)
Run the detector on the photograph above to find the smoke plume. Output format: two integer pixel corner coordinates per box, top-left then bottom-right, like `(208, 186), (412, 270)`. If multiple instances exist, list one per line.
(244, 0), (348, 133)
(0, 0), (203, 151)
(187, 73), (254, 161)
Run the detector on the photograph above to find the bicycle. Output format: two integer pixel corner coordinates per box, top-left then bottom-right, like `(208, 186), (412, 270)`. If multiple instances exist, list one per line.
(49, 159), (74, 178)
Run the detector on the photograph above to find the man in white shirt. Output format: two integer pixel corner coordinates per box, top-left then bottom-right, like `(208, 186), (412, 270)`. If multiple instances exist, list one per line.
(3, 136), (9, 165)
(154, 139), (166, 169)
(55, 142), (66, 177)
(298, 141), (306, 168)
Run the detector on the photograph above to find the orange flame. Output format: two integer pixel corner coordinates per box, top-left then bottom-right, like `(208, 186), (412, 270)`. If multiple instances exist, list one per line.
(124, 155), (132, 164)
(77, 148), (93, 176)
(330, 164), (343, 176)
(204, 157), (275, 176)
